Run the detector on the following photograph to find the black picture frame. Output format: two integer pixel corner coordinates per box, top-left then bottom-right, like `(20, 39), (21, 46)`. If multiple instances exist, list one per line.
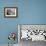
(4, 7), (18, 18)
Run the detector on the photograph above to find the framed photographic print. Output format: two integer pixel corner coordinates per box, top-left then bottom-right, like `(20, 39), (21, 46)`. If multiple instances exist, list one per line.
(18, 24), (46, 42)
(4, 7), (18, 18)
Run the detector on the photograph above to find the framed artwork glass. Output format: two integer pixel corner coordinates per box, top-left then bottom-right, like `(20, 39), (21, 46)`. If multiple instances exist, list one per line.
(18, 24), (46, 41)
(4, 7), (18, 18)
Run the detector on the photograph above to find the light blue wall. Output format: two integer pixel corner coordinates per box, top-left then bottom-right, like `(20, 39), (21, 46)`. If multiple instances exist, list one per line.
(0, 0), (46, 44)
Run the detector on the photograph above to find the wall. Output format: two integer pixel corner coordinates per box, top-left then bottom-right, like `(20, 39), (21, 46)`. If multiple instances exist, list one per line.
(0, 0), (46, 44)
